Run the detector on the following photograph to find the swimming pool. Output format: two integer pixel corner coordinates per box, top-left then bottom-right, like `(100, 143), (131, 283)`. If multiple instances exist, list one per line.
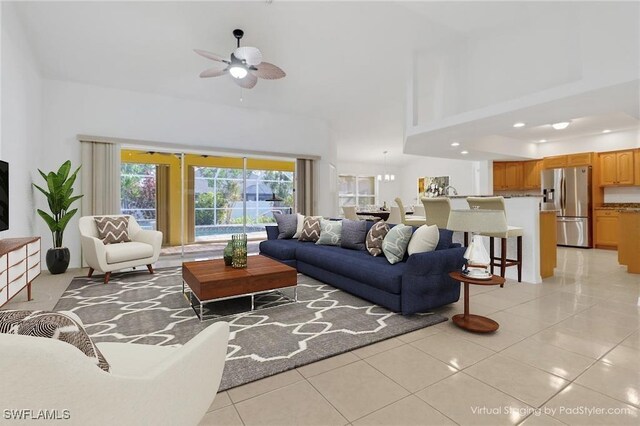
(195, 225), (267, 238)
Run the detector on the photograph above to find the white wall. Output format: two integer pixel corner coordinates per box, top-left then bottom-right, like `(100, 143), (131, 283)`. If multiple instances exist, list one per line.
(399, 156), (477, 205)
(0, 3), (42, 240)
(39, 79), (334, 267)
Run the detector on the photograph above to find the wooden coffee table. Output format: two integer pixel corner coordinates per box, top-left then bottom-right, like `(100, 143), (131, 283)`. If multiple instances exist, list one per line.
(182, 255), (298, 321)
(448, 271), (505, 333)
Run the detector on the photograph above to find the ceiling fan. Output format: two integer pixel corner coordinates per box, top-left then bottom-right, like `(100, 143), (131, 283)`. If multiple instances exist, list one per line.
(194, 29), (286, 89)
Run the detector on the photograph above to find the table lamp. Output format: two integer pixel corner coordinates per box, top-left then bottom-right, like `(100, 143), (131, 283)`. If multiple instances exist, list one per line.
(446, 209), (508, 279)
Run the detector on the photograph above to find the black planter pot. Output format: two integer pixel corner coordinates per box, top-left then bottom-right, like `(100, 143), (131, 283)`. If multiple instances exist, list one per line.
(46, 247), (70, 275)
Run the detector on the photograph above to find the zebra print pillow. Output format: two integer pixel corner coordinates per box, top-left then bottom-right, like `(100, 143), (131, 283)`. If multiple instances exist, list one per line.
(0, 310), (110, 372)
(94, 216), (131, 245)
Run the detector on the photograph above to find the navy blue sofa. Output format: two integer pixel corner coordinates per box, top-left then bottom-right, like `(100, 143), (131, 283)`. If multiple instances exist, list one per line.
(259, 223), (466, 315)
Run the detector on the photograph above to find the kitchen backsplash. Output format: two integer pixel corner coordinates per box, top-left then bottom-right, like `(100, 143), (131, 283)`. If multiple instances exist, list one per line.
(603, 186), (640, 203)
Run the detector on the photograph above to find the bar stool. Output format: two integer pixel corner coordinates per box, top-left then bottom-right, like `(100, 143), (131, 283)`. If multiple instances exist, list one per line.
(466, 196), (523, 283)
(394, 197), (426, 227)
(421, 197), (451, 228)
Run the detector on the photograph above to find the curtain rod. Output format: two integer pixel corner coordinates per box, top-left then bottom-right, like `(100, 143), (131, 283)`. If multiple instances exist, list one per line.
(76, 134), (322, 161)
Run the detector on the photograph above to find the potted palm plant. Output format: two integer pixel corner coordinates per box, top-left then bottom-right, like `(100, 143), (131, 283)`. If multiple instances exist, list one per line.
(33, 161), (83, 274)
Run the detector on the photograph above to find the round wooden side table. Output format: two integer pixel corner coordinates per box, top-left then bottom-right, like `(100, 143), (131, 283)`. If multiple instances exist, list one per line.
(448, 271), (505, 333)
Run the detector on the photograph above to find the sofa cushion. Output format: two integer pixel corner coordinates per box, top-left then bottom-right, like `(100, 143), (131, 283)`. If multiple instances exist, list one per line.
(298, 216), (322, 242)
(366, 221), (390, 256)
(341, 219), (367, 250)
(259, 239), (300, 261)
(0, 310), (110, 372)
(273, 213), (297, 239)
(408, 225), (440, 255)
(316, 219), (342, 246)
(296, 244), (405, 294)
(382, 224), (413, 264)
(94, 216), (132, 244)
(105, 242), (154, 264)
(292, 213), (305, 239)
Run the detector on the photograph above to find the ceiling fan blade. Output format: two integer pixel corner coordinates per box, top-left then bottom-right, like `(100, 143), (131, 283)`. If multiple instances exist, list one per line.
(234, 46), (263, 66)
(252, 62), (286, 80)
(194, 49), (228, 63)
(199, 67), (227, 78)
(231, 72), (258, 89)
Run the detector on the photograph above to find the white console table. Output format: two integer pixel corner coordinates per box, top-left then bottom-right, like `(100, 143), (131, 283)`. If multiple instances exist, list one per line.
(0, 237), (41, 307)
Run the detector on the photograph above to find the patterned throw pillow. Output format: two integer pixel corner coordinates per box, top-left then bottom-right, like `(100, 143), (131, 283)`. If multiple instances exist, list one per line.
(94, 216), (131, 245)
(382, 224), (413, 264)
(273, 213), (298, 239)
(0, 310), (110, 372)
(316, 220), (342, 246)
(365, 221), (390, 256)
(298, 216), (322, 242)
(341, 219), (367, 250)
(407, 224), (440, 255)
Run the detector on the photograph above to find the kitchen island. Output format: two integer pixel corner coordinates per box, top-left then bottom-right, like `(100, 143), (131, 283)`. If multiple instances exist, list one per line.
(447, 195), (546, 283)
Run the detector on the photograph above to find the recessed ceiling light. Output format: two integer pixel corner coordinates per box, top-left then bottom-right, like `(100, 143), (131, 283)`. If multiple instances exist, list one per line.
(451, 142), (460, 147)
(602, 129), (611, 134)
(513, 122), (526, 128)
(551, 121), (571, 130)
(538, 139), (547, 143)
(460, 150), (469, 155)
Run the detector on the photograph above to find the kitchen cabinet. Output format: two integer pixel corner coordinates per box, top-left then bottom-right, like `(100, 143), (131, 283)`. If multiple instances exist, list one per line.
(618, 211), (640, 274)
(595, 210), (619, 248)
(493, 162), (507, 191)
(505, 162), (523, 190)
(635, 149), (640, 185)
(543, 155), (567, 169)
(600, 150), (635, 186)
(567, 152), (593, 166)
(493, 161), (524, 191)
(523, 160), (542, 189)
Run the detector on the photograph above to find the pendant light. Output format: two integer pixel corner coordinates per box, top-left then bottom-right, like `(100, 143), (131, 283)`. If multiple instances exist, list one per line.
(377, 151), (395, 182)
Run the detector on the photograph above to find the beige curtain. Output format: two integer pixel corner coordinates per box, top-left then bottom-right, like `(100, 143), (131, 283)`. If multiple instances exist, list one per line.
(296, 159), (314, 215)
(156, 165), (170, 245)
(80, 141), (121, 216)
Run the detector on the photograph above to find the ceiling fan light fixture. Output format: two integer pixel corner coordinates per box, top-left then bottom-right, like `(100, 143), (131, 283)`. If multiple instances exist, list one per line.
(229, 65), (248, 79)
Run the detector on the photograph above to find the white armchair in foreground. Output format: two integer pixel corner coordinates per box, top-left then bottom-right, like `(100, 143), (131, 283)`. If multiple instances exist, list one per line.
(79, 215), (163, 283)
(0, 321), (230, 426)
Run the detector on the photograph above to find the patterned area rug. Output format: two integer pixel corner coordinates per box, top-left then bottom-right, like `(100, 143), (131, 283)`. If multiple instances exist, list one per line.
(54, 267), (447, 391)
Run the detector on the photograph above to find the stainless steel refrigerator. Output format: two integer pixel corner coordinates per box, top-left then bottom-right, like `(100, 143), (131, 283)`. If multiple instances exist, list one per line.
(541, 166), (592, 247)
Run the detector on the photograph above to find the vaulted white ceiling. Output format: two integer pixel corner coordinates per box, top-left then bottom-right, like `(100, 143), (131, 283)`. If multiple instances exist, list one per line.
(11, 1), (640, 164)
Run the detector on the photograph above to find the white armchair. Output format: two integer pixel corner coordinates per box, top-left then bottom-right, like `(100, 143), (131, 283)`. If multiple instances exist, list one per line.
(79, 215), (163, 283)
(0, 321), (230, 426)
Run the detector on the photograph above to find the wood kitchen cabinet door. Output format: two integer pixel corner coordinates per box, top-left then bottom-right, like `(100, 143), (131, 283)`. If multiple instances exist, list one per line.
(543, 155), (568, 169)
(600, 152), (618, 185)
(595, 211), (619, 247)
(635, 149), (640, 185)
(616, 151), (635, 185)
(493, 162), (506, 191)
(505, 162), (523, 189)
(523, 160), (541, 189)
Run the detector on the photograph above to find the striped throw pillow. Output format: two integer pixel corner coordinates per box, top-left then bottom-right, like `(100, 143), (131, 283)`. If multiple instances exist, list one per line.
(94, 216), (131, 245)
(0, 310), (110, 372)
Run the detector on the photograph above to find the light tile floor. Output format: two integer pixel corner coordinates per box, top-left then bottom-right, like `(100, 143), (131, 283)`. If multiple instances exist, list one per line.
(6, 248), (640, 425)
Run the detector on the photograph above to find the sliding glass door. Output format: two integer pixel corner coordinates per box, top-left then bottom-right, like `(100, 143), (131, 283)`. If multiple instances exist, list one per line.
(120, 149), (294, 259)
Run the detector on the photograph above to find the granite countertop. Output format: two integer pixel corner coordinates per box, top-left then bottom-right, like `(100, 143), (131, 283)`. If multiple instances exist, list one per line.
(448, 194), (543, 199)
(595, 203), (640, 212)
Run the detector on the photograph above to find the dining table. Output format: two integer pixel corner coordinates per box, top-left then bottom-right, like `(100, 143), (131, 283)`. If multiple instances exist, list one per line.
(355, 210), (413, 221)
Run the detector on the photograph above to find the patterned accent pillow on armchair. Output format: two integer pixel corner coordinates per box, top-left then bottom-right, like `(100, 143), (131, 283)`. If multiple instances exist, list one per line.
(0, 310), (110, 372)
(94, 216), (132, 244)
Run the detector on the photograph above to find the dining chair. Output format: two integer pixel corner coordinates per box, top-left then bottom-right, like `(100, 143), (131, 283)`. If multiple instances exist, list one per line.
(394, 197), (426, 227)
(342, 205), (359, 220)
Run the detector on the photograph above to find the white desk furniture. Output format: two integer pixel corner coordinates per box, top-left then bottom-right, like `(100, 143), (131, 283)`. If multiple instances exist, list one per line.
(0, 237), (41, 307)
